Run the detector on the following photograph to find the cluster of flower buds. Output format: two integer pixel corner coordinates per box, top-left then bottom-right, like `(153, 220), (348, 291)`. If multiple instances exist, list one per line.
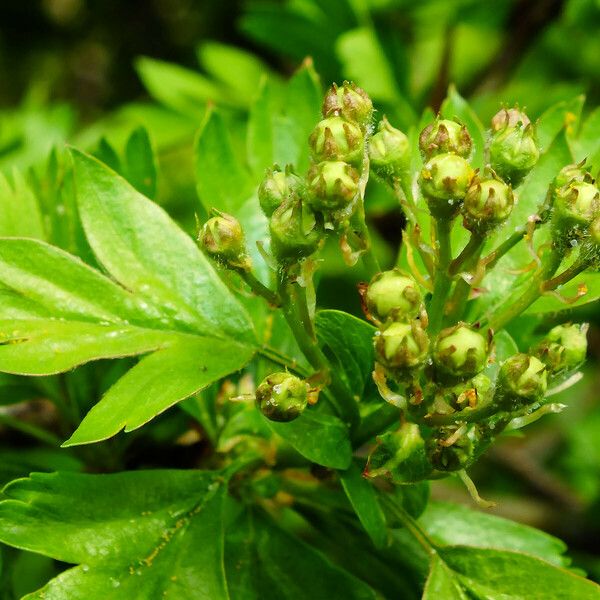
(255, 372), (309, 422)
(364, 269), (429, 378)
(307, 82), (372, 226)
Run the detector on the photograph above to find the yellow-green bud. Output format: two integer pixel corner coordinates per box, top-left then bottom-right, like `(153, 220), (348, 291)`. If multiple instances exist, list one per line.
(590, 215), (600, 246)
(497, 353), (548, 408)
(269, 197), (322, 262)
(433, 323), (489, 379)
(199, 213), (250, 269)
(256, 372), (308, 422)
(552, 181), (600, 244)
(322, 81), (373, 128)
(368, 116), (410, 178)
(365, 269), (423, 323)
(258, 166), (306, 217)
(419, 118), (472, 159)
(307, 160), (360, 212)
(462, 176), (514, 232)
(419, 153), (474, 218)
(365, 422), (433, 484)
(534, 323), (588, 373)
(489, 108), (539, 186)
(374, 320), (429, 371)
(309, 115), (364, 164)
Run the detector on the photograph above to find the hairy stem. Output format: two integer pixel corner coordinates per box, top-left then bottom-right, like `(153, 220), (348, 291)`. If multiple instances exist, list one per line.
(428, 218), (453, 333)
(381, 495), (437, 557)
(277, 275), (359, 428)
(236, 268), (281, 306)
(486, 247), (562, 331)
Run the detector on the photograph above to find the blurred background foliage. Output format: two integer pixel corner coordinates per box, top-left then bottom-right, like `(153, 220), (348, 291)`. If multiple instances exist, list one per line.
(0, 0), (600, 594)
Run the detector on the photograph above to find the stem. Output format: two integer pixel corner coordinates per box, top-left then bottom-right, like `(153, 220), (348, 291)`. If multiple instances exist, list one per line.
(381, 495), (437, 557)
(445, 234), (485, 325)
(487, 247), (562, 331)
(277, 275), (359, 428)
(449, 232), (484, 276)
(542, 258), (587, 291)
(352, 403), (400, 447)
(257, 346), (311, 378)
(236, 268), (281, 306)
(482, 226), (525, 270)
(0, 412), (61, 446)
(428, 218), (453, 334)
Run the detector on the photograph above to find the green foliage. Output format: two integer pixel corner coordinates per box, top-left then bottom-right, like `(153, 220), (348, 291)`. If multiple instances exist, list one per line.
(0, 11), (600, 597)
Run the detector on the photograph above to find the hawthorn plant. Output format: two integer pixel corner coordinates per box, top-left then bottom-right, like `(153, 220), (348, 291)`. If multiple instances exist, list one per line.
(0, 63), (599, 599)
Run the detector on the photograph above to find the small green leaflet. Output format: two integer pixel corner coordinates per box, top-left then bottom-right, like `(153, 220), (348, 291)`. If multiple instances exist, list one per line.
(0, 150), (256, 446)
(266, 410), (352, 470)
(0, 471), (229, 599)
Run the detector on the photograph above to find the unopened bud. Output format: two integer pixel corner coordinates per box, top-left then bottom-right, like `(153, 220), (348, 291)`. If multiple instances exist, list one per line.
(258, 166), (306, 217)
(309, 116), (364, 164)
(433, 323), (489, 380)
(534, 323), (588, 373)
(269, 197), (323, 261)
(307, 160), (360, 212)
(489, 108), (539, 186)
(375, 320), (429, 371)
(256, 372), (308, 422)
(322, 81), (373, 128)
(199, 213), (250, 269)
(419, 118), (472, 159)
(552, 181), (600, 243)
(497, 353), (547, 409)
(368, 117), (410, 178)
(419, 153), (474, 218)
(365, 269), (423, 324)
(365, 422), (432, 484)
(462, 176), (514, 232)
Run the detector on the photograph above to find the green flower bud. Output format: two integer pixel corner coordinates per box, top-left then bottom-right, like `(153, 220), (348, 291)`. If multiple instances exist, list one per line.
(309, 115), (364, 164)
(199, 212), (250, 269)
(269, 197), (323, 262)
(365, 269), (423, 323)
(256, 372), (308, 422)
(552, 181), (600, 243)
(374, 320), (429, 371)
(489, 108), (539, 186)
(258, 166), (306, 217)
(419, 118), (472, 159)
(430, 373), (493, 415)
(553, 163), (593, 190)
(368, 116), (410, 178)
(427, 425), (481, 472)
(497, 353), (548, 409)
(433, 323), (489, 380)
(365, 422), (433, 484)
(307, 160), (360, 212)
(419, 153), (474, 218)
(462, 176), (514, 232)
(534, 323), (588, 373)
(322, 81), (373, 128)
